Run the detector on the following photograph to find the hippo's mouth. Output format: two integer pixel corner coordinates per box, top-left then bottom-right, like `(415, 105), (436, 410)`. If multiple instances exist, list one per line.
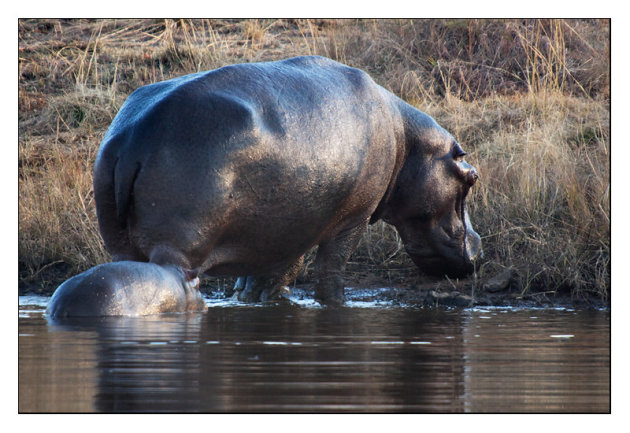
(405, 226), (480, 279)
(408, 252), (474, 278)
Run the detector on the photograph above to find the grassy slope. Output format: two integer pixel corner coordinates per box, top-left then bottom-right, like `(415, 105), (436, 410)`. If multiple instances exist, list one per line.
(18, 19), (610, 301)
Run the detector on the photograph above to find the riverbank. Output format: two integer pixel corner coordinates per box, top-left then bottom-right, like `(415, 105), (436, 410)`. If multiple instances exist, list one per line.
(18, 264), (608, 310)
(19, 19), (610, 304)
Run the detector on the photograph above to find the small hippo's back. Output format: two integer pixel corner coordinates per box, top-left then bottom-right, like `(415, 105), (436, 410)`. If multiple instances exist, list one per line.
(46, 262), (187, 318)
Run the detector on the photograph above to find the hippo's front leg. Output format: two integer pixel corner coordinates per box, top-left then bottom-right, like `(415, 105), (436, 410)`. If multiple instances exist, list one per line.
(313, 220), (368, 306)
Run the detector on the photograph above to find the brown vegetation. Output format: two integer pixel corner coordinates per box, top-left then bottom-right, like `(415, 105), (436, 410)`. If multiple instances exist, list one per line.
(18, 19), (610, 302)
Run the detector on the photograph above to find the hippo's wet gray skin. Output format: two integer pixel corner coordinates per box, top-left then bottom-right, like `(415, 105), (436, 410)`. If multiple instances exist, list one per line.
(94, 55), (482, 305)
(46, 262), (207, 318)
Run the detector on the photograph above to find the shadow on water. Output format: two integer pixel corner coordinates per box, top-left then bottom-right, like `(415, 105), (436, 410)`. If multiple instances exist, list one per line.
(19, 295), (610, 413)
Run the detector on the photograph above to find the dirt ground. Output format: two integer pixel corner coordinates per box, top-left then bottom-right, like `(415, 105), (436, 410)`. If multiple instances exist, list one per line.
(19, 260), (607, 310)
(281, 277), (607, 310)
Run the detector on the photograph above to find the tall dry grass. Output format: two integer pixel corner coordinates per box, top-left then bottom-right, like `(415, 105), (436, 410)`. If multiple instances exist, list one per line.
(19, 134), (108, 286)
(18, 19), (610, 299)
(435, 93), (609, 297)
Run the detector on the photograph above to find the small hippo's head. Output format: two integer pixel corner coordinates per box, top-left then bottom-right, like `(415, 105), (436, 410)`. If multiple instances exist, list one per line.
(381, 123), (482, 278)
(169, 266), (206, 312)
(167, 265), (201, 293)
(182, 268), (201, 291)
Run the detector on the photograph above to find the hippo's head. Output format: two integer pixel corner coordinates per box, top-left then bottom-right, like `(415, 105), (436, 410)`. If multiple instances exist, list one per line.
(168, 265), (201, 292)
(160, 264), (202, 298)
(381, 122), (482, 278)
(166, 265), (207, 311)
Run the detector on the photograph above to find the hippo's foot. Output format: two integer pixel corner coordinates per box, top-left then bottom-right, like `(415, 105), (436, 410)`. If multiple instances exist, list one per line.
(314, 274), (346, 306)
(312, 220), (367, 306)
(233, 257), (303, 303)
(233, 275), (291, 303)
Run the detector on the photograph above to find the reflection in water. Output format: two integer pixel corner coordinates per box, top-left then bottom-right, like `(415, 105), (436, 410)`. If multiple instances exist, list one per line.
(461, 309), (610, 412)
(89, 315), (206, 412)
(18, 298), (610, 413)
(19, 317), (99, 412)
(194, 307), (467, 412)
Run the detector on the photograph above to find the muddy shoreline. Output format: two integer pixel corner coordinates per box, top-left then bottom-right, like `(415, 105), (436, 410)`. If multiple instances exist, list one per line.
(19, 266), (608, 310)
(343, 285), (607, 310)
(278, 283), (608, 310)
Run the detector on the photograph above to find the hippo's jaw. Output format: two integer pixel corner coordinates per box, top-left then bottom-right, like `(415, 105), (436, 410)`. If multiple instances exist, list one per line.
(400, 211), (482, 279)
(405, 241), (474, 278)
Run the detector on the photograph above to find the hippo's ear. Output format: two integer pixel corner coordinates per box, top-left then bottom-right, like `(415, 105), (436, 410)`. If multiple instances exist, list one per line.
(183, 268), (199, 282)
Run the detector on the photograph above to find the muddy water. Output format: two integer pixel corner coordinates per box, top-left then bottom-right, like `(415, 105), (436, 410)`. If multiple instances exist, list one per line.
(18, 293), (610, 413)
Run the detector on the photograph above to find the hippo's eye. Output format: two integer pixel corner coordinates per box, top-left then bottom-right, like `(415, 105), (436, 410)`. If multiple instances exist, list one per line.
(452, 143), (467, 161)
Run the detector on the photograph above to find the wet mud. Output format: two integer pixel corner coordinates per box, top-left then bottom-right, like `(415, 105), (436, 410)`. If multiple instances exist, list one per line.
(19, 265), (607, 310)
(271, 284), (605, 310)
(205, 269), (606, 310)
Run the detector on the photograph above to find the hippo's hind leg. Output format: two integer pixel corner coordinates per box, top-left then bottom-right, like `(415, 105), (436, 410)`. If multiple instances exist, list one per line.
(94, 195), (145, 262)
(235, 256), (304, 303)
(149, 245), (192, 269)
(313, 219), (368, 305)
(93, 155), (147, 262)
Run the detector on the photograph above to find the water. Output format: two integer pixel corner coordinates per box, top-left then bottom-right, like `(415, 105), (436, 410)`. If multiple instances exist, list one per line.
(18, 293), (610, 413)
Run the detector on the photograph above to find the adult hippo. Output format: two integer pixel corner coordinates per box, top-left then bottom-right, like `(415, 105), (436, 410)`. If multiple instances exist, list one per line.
(46, 262), (207, 318)
(94, 55), (482, 305)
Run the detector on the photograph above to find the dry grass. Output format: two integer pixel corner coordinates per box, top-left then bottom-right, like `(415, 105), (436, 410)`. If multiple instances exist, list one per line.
(18, 19), (610, 300)
(19, 133), (108, 286)
(434, 93), (609, 298)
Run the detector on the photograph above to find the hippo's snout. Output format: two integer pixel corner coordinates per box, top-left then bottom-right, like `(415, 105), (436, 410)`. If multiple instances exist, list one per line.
(406, 224), (482, 279)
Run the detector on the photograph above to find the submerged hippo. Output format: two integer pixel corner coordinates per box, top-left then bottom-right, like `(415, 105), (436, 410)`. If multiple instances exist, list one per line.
(46, 261), (207, 318)
(94, 55), (482, 305)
